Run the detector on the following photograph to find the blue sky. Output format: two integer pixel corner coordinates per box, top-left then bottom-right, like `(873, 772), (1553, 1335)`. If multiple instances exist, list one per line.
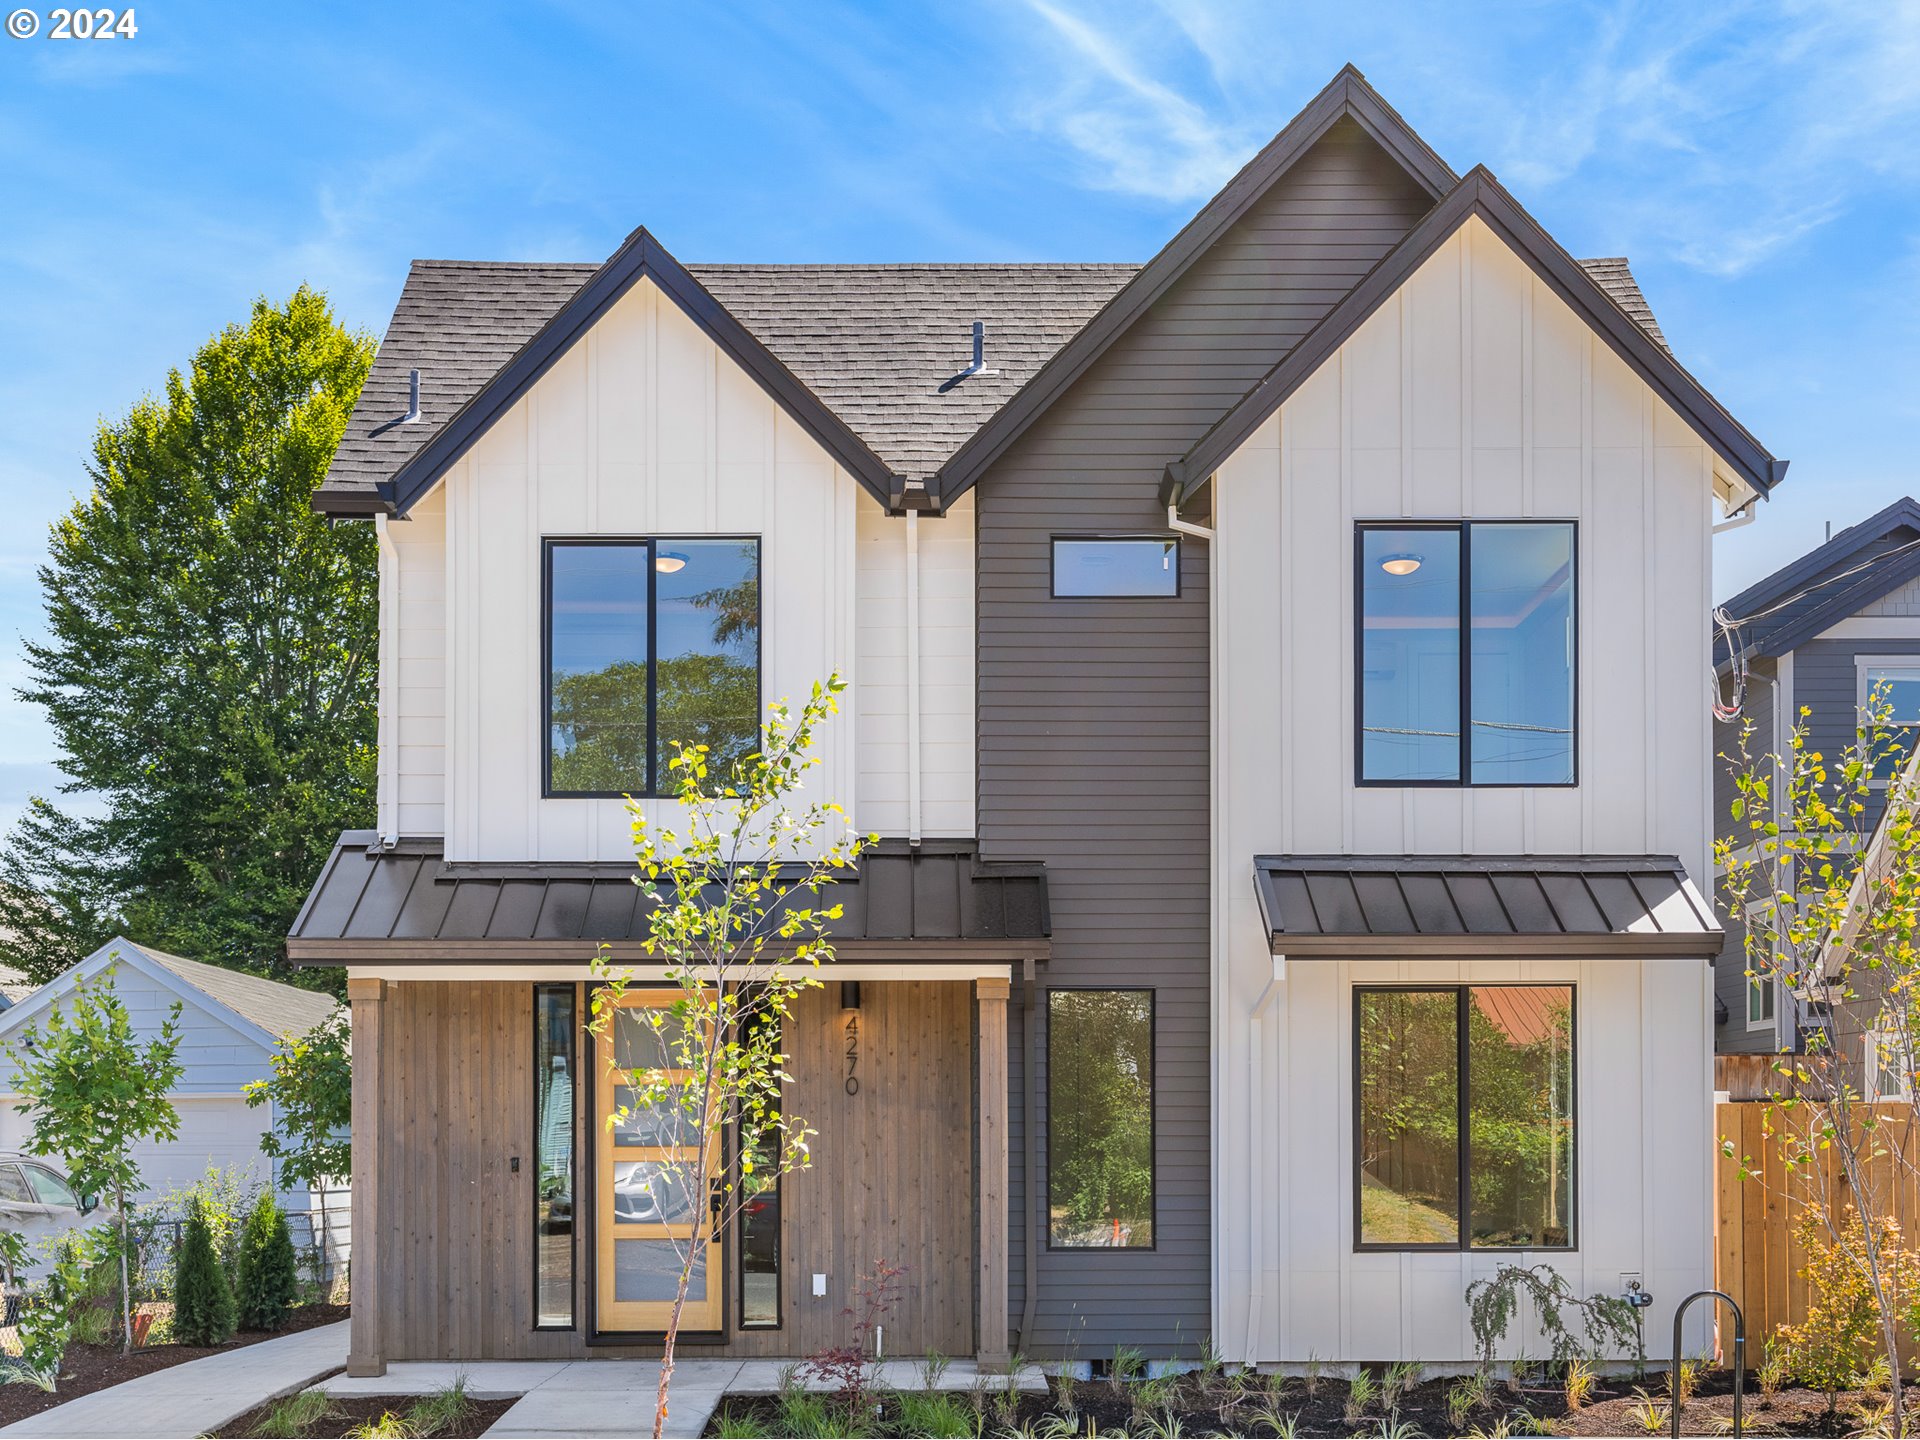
(3, 0), (1918, 831)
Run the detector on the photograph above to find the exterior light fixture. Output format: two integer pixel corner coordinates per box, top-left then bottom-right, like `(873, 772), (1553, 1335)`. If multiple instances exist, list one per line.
(841, 981), (862, 1011)
(1379, 553), (1423, 576)
(654, 551), (689, 575)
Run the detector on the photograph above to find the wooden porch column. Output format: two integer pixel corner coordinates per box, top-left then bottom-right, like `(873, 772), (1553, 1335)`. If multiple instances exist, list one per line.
(976, 977), (1012, 1367)
(346, 977), (386, 1378)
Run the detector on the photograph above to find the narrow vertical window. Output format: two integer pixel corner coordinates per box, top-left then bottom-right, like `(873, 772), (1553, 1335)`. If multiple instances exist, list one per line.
(1469, 524), (1575, 784)
(1359, 528), (1462, 782)
(1047, 990), (1154, 1248)
(1355, 985), (1575, 1250)
(534, 985), (576, 1328)
(739, 1002), (781, 1327)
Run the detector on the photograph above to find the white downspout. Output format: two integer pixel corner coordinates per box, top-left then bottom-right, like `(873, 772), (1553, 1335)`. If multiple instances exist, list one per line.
(1168, 502), (1215, 542)
(905, 510), (922, 846)
(374, 514), (399, 849)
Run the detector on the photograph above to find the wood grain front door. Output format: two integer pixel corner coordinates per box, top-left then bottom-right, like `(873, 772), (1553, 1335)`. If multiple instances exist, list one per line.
(594, 990), (723, 1334)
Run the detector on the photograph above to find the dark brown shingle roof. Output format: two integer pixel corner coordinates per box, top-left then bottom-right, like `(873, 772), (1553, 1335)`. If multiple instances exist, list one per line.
(319, 253), (1665, 511)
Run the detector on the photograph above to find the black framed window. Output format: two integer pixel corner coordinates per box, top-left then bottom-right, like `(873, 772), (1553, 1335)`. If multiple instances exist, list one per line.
(1357, 522), (1575, 786)
(544, 537), (761, 798)
(1051, 537), (1180, 597)
(1354, 985), (1575, 1251)
(1047, 989), (1154, 1248)
(738, 1003), (781, 1328)
(534, 984), (576, 1328)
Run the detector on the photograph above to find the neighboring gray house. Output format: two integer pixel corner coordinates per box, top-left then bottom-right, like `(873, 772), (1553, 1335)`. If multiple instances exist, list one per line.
(293, 65), (1779, 1373)
(0, 937), (341, 1205)
(1713, 497), (1920, 1055)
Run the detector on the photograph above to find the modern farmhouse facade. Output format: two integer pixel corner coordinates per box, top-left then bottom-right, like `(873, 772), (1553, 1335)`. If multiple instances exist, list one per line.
(292, 67), (1782, 1372)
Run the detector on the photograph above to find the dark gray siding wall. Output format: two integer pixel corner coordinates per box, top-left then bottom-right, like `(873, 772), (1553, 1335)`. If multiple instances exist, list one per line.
(976, 119), (1436, 1356)
(1797, 637), (1920, 783)
(1713, 660), (1777, 1054)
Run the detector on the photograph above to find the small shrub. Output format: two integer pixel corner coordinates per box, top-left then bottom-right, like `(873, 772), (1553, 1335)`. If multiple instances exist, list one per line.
(895, 1389), (979, 1437)
(1626, 1388), (1668, 1435)
(1109, 1344), (1144, 1395)
(1246, 1404), (1300, 1438)
(406, 1374), (474, 1438)
(1776, 1204), (1909, 1411)
(171, 1199), (236, 1346)
(1447, 1380), (1479, 1431)
(1466, 1263), (1642, 1369)
(713, 1410), (773, 1440)
(776, 1389), (834, 1437)
(1667, 1353), (1699, 1408)
(1381, 1359), (1421, 1413)
(344, 1410), (414, 1439)
(1302, 1351), (1323, 1399)
(3, 1257), (78, 1391)
(1756, 1338), (1789, 1402)
(250, 1389), (335, 1438)
(234, 1191), (299, 1332)
(1507, 1352), (1536, 1394)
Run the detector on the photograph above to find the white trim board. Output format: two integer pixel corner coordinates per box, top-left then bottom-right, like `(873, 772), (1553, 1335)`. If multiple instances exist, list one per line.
(1812, 617), (1920, 642)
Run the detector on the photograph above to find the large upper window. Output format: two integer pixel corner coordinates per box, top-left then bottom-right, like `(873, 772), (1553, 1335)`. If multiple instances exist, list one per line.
(1355, 985), (1574, 1251)
(1048, 990), (1154, 1248)
(544, 538), (761, 797)
(1357, 522), (1576, 786)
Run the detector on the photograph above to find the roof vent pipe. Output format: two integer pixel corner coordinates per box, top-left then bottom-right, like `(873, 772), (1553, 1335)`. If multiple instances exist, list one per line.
(369, 369), (423, 437)
(937, 322), (1000, 393)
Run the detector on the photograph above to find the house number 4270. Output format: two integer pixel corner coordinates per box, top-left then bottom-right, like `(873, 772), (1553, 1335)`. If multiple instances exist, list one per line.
(844, 1012), (860, 1096)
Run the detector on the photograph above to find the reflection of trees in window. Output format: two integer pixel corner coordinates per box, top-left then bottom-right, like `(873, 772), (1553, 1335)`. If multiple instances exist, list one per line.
(1356, 985), (1573, 1250)
(1048, 990), (1153, 1248)
(551, 660), (650, 793)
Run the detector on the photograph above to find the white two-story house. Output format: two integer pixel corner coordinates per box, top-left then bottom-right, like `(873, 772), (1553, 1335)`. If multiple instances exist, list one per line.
(292, 66), (1781, 1374)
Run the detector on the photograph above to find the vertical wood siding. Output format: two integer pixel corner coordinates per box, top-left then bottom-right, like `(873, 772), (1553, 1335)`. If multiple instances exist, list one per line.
(1212, 215), (1717, 1361)
(976, 119), (1437, 1356)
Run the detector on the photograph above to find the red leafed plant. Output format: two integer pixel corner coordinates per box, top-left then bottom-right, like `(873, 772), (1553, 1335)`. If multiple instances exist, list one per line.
(799, 1258), (908, 1415)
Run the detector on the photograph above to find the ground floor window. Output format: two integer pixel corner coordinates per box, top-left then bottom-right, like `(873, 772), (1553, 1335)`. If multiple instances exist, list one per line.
(739, 1002), (781, 1327)
(1047, 989), (1154, 1248)
(1354, 984), (1574, 1251)
(534, 984), (576, 1328)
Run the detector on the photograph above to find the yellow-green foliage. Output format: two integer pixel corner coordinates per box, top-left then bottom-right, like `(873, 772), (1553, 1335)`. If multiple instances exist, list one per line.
(1777, 1204), (1915, 1408)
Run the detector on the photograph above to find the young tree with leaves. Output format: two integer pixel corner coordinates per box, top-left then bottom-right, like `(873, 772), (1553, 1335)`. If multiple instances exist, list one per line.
(0, 287), (375, 986)
(244, 1009), (351, 1264)
(590, 675), (872, 1440)
(5, 965), (184, 1355)
(1721, 688), (1920, 1429)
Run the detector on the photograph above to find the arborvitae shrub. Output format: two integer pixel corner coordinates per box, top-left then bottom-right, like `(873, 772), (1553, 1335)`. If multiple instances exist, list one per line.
(171, 1198), (236, 1345)
(234, 1190), (299, 1331)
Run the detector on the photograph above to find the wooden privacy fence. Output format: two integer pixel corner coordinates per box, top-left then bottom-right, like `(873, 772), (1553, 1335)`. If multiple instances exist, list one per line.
(1716, 1099), (1920, 1351)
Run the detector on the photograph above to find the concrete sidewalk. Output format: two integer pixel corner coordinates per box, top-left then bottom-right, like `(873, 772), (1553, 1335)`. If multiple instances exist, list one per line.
(0, 1320), (349, 1439)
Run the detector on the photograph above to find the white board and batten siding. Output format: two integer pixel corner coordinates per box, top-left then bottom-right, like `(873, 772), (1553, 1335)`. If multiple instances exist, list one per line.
(377, 274), (976, 861)
(1211, 217), (1718, 1363)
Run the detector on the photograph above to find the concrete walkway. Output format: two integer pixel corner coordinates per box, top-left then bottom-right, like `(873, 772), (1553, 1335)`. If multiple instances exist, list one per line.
(321, 1356), (1047, 1437)
(0, 1319), (349, 1439)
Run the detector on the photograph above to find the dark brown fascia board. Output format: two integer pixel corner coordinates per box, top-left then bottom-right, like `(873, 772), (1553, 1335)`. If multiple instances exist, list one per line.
(930, 64), (1457, 507)
(317, 227), (901, 518)
(286, 937), (1050, 966)
(1177, 167), (1788, 502)
(1265, 933), (1724, 959)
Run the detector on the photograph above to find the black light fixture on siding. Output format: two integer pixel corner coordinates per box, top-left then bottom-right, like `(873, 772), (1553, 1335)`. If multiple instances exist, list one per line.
(841, 981), (862, 1011)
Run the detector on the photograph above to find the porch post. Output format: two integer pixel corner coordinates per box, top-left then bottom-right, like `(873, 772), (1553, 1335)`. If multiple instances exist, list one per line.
(977, 977), (1011, 1367)
(346, 977), (386, 1377)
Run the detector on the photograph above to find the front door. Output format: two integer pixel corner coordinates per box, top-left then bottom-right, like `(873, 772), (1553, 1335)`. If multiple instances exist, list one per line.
(594, 989), (724, 1333)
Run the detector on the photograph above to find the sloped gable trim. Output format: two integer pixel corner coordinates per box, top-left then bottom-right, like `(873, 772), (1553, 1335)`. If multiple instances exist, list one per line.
(0, 937), (281, 1057)
(327, 228), (902, 518)
(931, 64), (1457, 507)
(1172, 167), (1787, 503)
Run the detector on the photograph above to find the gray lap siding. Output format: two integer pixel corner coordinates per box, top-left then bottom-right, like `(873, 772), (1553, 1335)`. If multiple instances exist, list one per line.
(976, 119), (1436, 1356)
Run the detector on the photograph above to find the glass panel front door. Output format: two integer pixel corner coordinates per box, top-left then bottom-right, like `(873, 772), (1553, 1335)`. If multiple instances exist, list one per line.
(595, 990), (723, 1333)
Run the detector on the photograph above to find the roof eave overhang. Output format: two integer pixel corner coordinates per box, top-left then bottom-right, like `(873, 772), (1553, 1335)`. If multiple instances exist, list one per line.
(930, 64), (1458, 509)
(322, 228), (902, 520)
(1263, 933), (1724, 960)
(287, 937), (1051, 966)
(1175, 167), (1786, 506)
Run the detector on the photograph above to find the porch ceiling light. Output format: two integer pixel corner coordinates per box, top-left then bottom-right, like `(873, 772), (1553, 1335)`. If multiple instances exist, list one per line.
(1379, 553), (1423, 576)
(655, 550), (689, 574)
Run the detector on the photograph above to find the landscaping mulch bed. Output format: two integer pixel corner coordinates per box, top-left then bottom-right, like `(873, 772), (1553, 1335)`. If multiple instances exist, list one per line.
(213, 1392), (517, 1439)
(707, 1365), (1897, 1437)
(0, 1302), (350, 1429)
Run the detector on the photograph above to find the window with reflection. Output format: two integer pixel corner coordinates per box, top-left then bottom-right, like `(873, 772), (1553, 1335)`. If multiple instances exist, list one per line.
(545, 538), (760, 797)
(1052, 537), (1180, 597)
(534, 985), (576, 1327)
(1355, 985), (1574, 1250)
(1048, 990), (1154, 1248)
(1860, 663), (1920, 783)
(1358, 522), (1575, 785)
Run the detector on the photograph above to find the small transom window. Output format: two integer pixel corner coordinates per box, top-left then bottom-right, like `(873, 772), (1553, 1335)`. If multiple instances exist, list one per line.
(1051, 537), (1179, 598)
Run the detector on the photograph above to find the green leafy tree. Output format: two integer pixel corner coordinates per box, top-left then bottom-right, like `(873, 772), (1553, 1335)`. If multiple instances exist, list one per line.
(244, 1010), (350, 1257)
(171, 1198), (235, 1346)
(1721, 688), (1920, 1430)
(0, 287), (375, 986)
(234, 1191), (298, 1332)
(590, 675), (872, 1439)
(5, 964), (183, 1354)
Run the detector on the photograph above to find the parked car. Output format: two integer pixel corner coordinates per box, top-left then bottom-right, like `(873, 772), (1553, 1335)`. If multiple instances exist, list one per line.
(0, 1151), (98, 1301)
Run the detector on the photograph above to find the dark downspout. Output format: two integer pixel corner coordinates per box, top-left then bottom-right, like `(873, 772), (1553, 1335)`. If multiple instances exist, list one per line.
(1019, 957), (1040, 1351)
